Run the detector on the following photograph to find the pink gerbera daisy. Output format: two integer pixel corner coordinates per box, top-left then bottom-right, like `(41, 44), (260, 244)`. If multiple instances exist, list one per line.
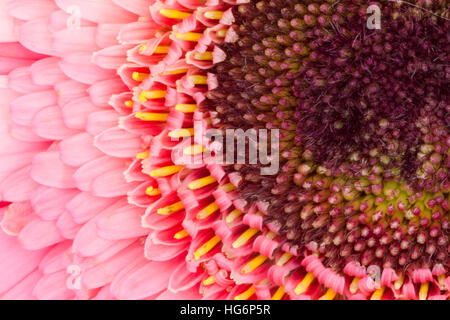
(0, 0), (448, 300)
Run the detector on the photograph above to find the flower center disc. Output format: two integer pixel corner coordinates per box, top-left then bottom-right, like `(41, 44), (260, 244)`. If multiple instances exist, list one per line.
(204, 0), (449, 274)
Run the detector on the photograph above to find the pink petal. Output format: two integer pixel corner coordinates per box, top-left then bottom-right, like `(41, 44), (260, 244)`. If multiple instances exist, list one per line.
(0, 166), (39, 202)
(31, 151), (77, 189)
(66, 192), (118, 224)
(32, 106), (80, 140)
(0, 269), (41, 300)
(0, 230), (47, 294)
(59, 133), (103, 167)
(33, 270), (75, 300)
(18, 218), (64, 250)
(10, 90), (57, 126)
(112, 258), (182, 300)
(94, 127), (142, 158)
(82, 243), (142, 289)
(96, 205), (148, 240)
(30, 186), (78, 221)
(29, 57), (67, 86)
(61, 97), (101, 130)
(54, 0), (137, 24)
(59, 52), (116, 84)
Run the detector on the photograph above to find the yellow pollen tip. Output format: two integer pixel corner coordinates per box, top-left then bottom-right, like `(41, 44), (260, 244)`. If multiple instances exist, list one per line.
(225, 209), (243, 224)
(159, 9), (192, 19)
(276, 252), (292, 266)
(193, 51), (213, 61)
(175, 32), (203, 42)
(135, 112), (169, 122)
(136, 151), (149, 159)
(145, 186), (161, 196)
(153, 46), (170, 54)
(189, 75), (207, 85)
(294, 272), (315, 295)
(173, 229), (189, 240)
(232, 228), (259, 248)
(150, 165), (183, 178)
(394, 274), (404, 290)
(157, 201), (184, 215)
(132, 72), (149, 82)
(203, 275), (216, 286)
(271, 286), (285, 300)
(438, 274), (446, 287)
(349, 277), (360, 294)
(241, 255), (268, 274)
(265, 231), (276, 240)
(216, 29), (228, 38)
(370, 287), (385, 300)
(419, 282), (429, 300)
(139, 90), (167, 102)
(183, 145), (205, 156)
(124, 100), (134, 108)
(188, 176), (217, 190)
(197, 202), (220, 220)
(194, 235), (221, 260)
(204, 11), (224, 20)
(234, 286), (255, 300)
(168, 128), (195, 139)
(319, 288), (337, 300)
(161, 68), (188, 76)
(221, 182), (236, 192)
(175, 104), (197, 113)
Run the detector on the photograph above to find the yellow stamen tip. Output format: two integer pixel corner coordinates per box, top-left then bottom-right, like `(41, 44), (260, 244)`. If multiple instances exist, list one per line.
(194, 235), (221, 260)
(204, 11), (224, 20)
(150, 165), (183, 178)
(234, 286), (255, 300)
(160, 9), (192, 19)
(319, 288), (337, 300)
(203, 275), (215, 286)
(394, 274), (404, 290)
(189, 75), (208, 85)
(168, 128), (195, 139)
(232, 228), (259, 248)
(175, 104), (197, 113)
(216, 29), (228, 38)
(132, 72), (149, 82)
(225, 209), (243, 224)
(271, 286), (285, 300)
(153, 45), (170, 54)
(161, 68), (188, 76)
(294, 272), (315, 295)
(370, 287), (385, 300)
(193, 51), (213, 61)
(419, 282), (429, 300)
(197, 202), (220, 220)
(124, 100), (134, 108)
(135, 112), (169, 122)
(183, 145), (206, 156)
(276, 252), (292, 266)
(221, 182), (236, 192)
(157, 201), (184, 215)
(139, 90), (167, 102)
(174, 229), (189, 240)
(349, 277), (360, 294)
(241, 255), (268, 274)
(175, 32), (203, 42)
(136, 151), (149, 160)
(145, 186), (161, 196)
(188, 176), (217, 190)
